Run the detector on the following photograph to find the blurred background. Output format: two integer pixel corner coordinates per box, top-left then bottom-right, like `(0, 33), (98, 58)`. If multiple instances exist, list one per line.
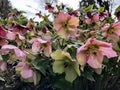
(0, 0), (120, 20)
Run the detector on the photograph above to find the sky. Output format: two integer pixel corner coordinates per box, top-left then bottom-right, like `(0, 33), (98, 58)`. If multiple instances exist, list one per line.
(9, 0), (120, 20)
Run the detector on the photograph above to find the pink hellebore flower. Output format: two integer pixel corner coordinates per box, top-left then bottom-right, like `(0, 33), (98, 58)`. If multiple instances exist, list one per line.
(1, 45), (26, 61)
(102, 22), (120, 42)
(53, 12), (79, 39)
(30, 38), (52, 57)
(0, 60), (7, 71)
(7, 31), (25, 46)
(16, 61), (34, 79)
(76, 38), (117, 69)
(84, 13), (99, 24)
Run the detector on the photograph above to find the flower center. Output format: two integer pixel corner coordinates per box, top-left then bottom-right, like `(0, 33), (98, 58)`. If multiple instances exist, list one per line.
(87, 44), (99, 54)
(107, 28), (114, 34)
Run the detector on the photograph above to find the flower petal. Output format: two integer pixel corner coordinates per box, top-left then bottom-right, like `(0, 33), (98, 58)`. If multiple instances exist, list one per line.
(21, 68), (33, 79)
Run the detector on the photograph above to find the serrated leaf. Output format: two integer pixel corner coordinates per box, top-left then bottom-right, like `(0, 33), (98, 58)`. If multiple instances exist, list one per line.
(85, 5), (94, 12)
(65, 65), (78, 83)
(53, 61), (65, 74)
(98, 7), (105, 13)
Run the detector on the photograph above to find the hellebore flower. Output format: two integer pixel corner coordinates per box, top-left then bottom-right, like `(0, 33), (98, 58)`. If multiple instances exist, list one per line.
(7, 31), (25, 46)
(53, 12), (79, 39)
(102, 22), (120, 42)
(1, 45), (26, 61)
(11, 24), (29, 34)
(45, 3), (54, 12)
(30, 38), (51, 56)
(76, 38), (117, 69)
(16, 61), (34, 79)
(0, 60), (7, 71)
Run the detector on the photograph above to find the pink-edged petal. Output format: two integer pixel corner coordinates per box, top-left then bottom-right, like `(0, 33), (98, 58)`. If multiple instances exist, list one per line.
(99, 47), (117, 58)
(53, 21), (63, 31)
(0, 60), (7, 71)
(87, 53), (103, 68)
(68, 16), (79, 27)
(32, 41), (40, 53)
(6, 31), (16, 40)
(1, 45), (18, 50)
(76, 51), (87, 66)
(14, 49), (26, 60)
(57, 12), (69, 23)
(92, 13), (99, 22)
(21, 68), (33, 79)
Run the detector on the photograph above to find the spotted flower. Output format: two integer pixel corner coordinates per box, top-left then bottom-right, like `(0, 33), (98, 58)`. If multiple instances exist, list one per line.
(53, 12), (79, 39)
(76, 38), (117, 69)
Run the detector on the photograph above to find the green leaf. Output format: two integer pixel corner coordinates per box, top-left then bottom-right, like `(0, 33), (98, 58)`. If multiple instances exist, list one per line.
(114, 5), (120, 15)
(32, 60), (47, 75)
(65, 65), (78, 83)
(33, 72), (41, 85)
(85, 5), (94, 12)
(51, 50), (64, 60)
(83, 71), (95, 81)
(0, 77), (5, 81)
(0, 55), (3, 60)
(98, 7), (105, 13)
(53, 61), (65, 74)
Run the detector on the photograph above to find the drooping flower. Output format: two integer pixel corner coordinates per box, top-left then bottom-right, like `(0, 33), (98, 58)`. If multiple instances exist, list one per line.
(15, 61), (34, 79)
(76, 38), (117, 69)
(7, 31), (25, 46)
(30, 38), (52, 56)
(1, 45), (26, 61)
(10, 24), (29, 34)
(53, 12), (79, 39)
(102, 22), (120, 42)
(45, 3), (54, 12)
(0, 60), (7, 71)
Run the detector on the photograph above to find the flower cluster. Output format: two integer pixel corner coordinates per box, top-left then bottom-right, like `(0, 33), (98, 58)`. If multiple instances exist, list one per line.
(0, 4), (120, 87)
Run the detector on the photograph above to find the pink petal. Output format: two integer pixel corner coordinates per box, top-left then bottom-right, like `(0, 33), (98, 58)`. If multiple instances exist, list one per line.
(92, 13), (99, 22)
(87, 53), (103, 68)
(0, 60), (7, 71)
(32, 41), (40, 53)
(68, 16), (79, 27)
(21, 68), (33, 79)
(7, 31), (16, 40)
(14, 49), (26, 60)
(99, 47), (117, 58)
